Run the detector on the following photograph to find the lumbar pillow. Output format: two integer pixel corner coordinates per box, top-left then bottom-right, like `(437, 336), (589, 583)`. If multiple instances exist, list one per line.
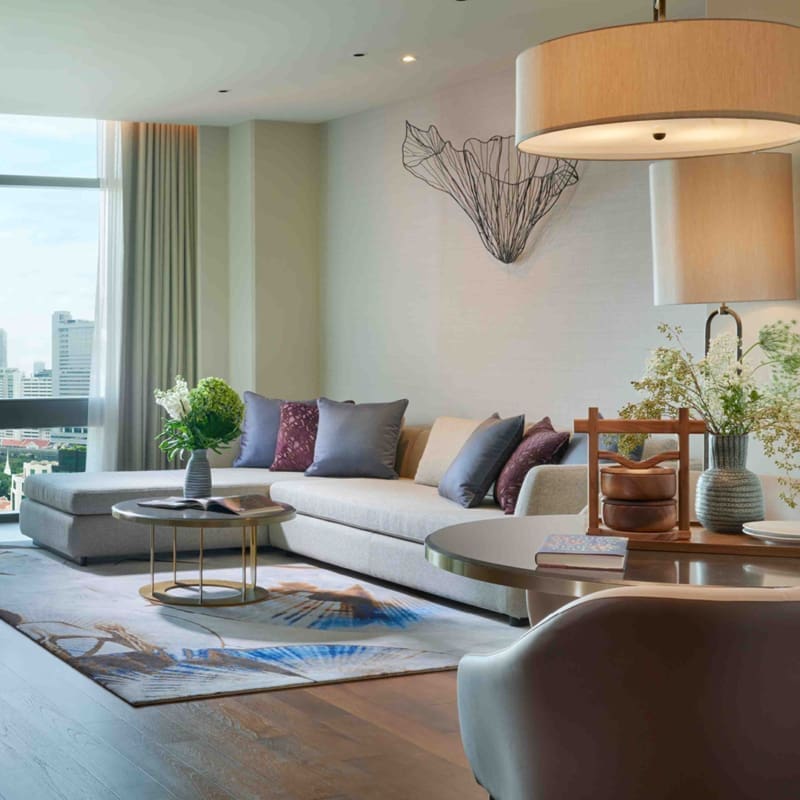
(305, 398), (409, 479)
(494, 417), (571, 514)
(439, 415), (525, 508)
(270, 401), (320, 471)
(414, 415), (497, 487)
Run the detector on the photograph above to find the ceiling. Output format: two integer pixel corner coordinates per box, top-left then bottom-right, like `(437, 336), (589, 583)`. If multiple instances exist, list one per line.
(0, 0), (707, 126)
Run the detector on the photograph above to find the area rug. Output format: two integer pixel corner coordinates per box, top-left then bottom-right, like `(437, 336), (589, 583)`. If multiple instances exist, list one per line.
(0, 546), (521, 706)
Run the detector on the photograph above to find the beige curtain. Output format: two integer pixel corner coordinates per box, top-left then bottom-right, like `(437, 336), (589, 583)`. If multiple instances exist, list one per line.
(116, 123), (197, 470)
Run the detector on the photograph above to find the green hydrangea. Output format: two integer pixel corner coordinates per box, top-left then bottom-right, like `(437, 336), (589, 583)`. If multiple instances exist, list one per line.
(155, 376), (244, 460)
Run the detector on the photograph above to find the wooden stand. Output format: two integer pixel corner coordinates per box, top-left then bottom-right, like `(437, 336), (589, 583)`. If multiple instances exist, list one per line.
(574, 407), (706, 541)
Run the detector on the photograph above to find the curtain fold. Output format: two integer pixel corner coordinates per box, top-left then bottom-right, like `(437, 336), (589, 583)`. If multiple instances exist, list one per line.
(87, 121), (124, 471)
(89, 121), (198, 471)
(119, 122), (198, 470)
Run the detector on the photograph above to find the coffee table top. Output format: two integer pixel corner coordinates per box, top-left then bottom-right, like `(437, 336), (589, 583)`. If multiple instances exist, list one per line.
(425, 515), (800, 592)
(111, 498), (295, 529)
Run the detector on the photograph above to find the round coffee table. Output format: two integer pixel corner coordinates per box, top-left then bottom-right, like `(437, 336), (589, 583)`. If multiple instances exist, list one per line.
(112, 499), (295, 607)
(425, 514), (800, 597)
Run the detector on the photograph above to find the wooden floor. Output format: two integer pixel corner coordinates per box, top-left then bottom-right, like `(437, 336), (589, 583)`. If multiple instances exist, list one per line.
(0, 604), (485, 800)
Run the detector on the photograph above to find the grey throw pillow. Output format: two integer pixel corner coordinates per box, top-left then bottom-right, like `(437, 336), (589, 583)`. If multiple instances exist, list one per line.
(560, 432), (588, 465)
(305, 398), (409, 479)
(439, 415), (525, 508)
(234, 393), (307, 468)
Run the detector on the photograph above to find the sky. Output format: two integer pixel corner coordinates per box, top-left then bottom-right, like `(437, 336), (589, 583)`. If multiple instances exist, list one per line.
(0, 115), (98, 374)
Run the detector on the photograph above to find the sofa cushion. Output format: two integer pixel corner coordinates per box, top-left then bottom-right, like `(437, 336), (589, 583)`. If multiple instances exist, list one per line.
(271, 402), (319, 471)
(495, 417), (570, 514)
(269, 477), (504, 544)
(23, 468), (305, 516)
(306, 398), (408, 479)
(234, 392), (317, 468)
(395, 425), (431, 479)
(414, 415), (493, 487)
(439, 415), (525, 508)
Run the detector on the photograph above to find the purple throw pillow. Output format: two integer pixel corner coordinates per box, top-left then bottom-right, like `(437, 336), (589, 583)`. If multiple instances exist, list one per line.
(270, 402), (320, 471)
(494, 417), (570, 514)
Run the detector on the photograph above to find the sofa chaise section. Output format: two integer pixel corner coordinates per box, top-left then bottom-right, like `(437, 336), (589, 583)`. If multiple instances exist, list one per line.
(20, 467), (305, 564)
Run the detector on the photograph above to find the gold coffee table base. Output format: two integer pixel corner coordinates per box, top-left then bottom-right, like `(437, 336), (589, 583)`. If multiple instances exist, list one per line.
(111, 499), (296, 609)
(144, 523), (265, 608)
(139, 580), (269, 607)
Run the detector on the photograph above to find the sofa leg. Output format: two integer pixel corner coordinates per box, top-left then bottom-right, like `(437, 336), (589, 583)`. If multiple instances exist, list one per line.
(77, 556), (88, 567)
(507, 615), (528, 627)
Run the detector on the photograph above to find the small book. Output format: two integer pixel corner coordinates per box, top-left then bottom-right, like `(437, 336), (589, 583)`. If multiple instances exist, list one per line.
(535, 534), (628, 571)
(138, 494), (288, 517)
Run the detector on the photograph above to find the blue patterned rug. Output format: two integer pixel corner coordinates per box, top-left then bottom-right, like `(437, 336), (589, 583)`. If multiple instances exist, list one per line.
(0, 545), (520, 706)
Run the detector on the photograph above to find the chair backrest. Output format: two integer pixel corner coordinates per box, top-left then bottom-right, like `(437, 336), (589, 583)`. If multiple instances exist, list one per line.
(458, 584), (800, 800)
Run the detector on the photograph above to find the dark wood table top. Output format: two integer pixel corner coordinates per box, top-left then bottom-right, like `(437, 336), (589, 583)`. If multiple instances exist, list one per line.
(425, 515), (800, 594)
(111, 499), (295, 529)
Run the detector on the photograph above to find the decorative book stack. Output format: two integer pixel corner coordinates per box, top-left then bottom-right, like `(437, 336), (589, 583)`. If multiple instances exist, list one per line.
(574, 407), (706, 542)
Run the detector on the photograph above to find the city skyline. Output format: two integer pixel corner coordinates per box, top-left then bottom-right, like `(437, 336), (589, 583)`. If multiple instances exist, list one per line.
(0, 310), (93, 451)
(0, 310), (94, 377)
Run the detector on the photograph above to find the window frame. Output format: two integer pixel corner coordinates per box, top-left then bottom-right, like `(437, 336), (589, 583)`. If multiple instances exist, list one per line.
(0, 165), (99, 522)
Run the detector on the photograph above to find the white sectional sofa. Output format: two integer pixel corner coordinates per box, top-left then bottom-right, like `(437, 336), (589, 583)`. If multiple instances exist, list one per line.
(20, 425), (589, 621)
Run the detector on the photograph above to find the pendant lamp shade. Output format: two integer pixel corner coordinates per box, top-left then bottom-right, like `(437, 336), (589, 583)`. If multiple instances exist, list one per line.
(516, 19), (800, 160)
(650, 153), (796, 307)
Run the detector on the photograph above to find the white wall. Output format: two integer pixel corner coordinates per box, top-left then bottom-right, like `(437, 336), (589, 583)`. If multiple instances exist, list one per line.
(320, 68), (702, 427)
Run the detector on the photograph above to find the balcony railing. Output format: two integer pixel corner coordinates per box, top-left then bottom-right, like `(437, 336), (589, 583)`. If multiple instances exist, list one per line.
(0, 398), (89, 428)
(0, 398), (89, 521)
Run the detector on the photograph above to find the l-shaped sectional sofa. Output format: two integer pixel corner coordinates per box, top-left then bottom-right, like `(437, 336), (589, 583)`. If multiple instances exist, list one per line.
(21, 425), (680, 621)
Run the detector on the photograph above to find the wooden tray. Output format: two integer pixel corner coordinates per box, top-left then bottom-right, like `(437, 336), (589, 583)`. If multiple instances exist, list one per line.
(628, 525), (800, 559)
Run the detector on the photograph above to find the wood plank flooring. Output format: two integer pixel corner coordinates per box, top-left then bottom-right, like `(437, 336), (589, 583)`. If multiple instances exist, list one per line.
(0, 620), (485, 800)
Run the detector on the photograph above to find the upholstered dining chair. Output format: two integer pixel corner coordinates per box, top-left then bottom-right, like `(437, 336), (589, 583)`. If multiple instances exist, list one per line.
(458, 585), (800, 800)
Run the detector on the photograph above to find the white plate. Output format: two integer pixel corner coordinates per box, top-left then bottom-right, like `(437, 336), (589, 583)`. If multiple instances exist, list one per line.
(743, 531), (800, 546)
(743, 523), (800, 545)
(743, 521), (800, 538)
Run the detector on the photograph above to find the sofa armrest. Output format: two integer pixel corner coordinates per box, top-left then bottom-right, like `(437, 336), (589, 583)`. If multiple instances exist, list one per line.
(514, 464), (587, 517)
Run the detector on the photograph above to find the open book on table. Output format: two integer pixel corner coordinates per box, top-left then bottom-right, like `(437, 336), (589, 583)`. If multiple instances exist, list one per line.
(137, 494), (288, 517)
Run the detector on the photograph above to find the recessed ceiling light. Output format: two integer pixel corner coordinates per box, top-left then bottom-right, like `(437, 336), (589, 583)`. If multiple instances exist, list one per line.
(218, 89), (229, 93)
(401, 54), (417, 63)
(353, 52), (366, 57)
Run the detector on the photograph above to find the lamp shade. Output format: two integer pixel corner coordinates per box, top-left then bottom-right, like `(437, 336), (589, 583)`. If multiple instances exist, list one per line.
(516, 19), (800, 160)
(650, 152), (796, 306)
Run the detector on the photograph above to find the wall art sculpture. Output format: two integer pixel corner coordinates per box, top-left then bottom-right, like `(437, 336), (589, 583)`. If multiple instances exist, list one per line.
(402, 122), (579, 264)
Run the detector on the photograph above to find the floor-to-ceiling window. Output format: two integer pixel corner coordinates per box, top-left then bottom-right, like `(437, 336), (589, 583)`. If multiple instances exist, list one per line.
(0, 115), (99, 516)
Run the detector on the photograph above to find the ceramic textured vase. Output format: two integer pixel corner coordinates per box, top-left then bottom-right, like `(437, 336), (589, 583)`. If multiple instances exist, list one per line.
(184, 449), (212, 499)
(696, 434), (764, 533)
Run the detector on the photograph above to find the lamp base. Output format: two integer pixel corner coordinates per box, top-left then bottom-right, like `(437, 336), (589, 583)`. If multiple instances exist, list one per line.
(703, 303), (744, 469)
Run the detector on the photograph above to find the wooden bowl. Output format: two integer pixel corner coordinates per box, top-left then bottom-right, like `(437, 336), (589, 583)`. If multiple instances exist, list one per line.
(601, 467), (676, 502)
(602, 498), (677, 533)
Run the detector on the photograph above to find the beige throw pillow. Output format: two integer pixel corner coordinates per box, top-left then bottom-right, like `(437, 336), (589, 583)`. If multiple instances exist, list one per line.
(414, 415), (496, 487)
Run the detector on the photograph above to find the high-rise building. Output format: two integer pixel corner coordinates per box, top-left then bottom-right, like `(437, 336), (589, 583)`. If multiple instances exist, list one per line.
(33, 361), (47, 376)
(21, 373), (53, 398)
(0, 329), (7, 370)
(51, 311), (93, 398)
(0, 368), (21, 400)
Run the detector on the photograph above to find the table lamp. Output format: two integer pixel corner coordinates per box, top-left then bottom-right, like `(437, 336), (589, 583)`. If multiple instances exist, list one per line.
(650, 151), (797, 360)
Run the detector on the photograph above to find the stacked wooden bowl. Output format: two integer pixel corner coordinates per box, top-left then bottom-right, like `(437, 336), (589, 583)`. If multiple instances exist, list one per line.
(601, 467), (677, 533)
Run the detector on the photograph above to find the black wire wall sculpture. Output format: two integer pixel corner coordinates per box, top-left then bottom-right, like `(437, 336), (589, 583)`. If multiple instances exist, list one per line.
(402, 122), (579, 264)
